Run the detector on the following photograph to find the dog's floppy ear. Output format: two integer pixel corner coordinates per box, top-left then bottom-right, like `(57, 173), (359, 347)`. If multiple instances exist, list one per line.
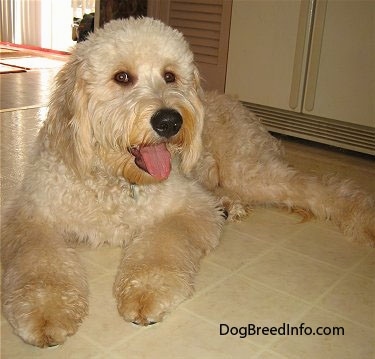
(179, 64), (205, 174)
(45, 54), (93, 177)
(193, 64), (204, 99)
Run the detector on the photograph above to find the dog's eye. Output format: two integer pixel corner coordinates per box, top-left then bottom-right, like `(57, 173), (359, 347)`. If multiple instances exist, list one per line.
(164, 72), (176, 84)
(114, 72), (132, 85)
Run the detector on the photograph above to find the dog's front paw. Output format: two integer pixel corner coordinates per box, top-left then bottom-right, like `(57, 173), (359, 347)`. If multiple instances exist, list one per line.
(2, 282), (88, 347)
(114, 269), (193, 326)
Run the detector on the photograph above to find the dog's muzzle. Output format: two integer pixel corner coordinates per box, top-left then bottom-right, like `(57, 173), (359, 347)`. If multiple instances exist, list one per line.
(150, 108), (183, 138)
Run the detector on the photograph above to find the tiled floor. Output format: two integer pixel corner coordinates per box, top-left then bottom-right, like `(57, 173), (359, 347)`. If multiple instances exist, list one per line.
(1, 51), (374, 358)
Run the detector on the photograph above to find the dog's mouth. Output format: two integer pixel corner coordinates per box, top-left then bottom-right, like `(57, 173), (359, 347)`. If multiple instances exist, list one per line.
(129, 143), (171, 181)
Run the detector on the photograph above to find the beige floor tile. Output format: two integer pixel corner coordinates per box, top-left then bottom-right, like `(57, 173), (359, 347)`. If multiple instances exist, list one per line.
(257, 350), (289, 359)
(184, 275), (309, 346)
(78, 246), (122, 280)
(79, 247), (122, 271)
(281, 223), (370, 269)
(194, 259), (232, 293)
(79, 257), (111, 282)
(110, 309), (259, 359)
(351, 253), (375, 280)
(317, 274), (375, 328)
(94, 352), (123, 359)
(228, 208), (308, 244)
(239, 247), (343, 302)
(94, 352), (124, 359)
(77, 274), (142, 349)
(206, 226), (272, 271)
(271, 308), (374, 359)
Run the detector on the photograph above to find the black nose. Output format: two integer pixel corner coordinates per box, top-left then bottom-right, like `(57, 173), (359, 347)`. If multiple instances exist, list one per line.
(150, 109), (183, 138)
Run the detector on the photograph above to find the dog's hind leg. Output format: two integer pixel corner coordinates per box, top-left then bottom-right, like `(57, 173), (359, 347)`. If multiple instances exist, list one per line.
(113, 203), (224, 325)
(198, 93), (374, 246)
(210, 157), (375, 247)
(1, 217), (89, 347)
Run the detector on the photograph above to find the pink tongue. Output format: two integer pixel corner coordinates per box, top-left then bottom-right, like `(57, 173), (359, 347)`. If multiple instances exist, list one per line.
(139, 143), (171, 180)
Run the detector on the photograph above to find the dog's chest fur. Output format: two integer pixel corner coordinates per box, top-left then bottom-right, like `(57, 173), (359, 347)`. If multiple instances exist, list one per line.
(19, 150), (198, 247)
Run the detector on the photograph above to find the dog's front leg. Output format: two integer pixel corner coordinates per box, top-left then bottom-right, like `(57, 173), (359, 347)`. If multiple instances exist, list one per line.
(1, 219), (89, 347)
(114, 210), (223, 325)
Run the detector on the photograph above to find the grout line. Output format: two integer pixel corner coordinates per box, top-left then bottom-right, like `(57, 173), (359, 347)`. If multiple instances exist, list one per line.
(241, 268), (374, 334)
(188, 241), (279, 302)
(274, 245), (352, 272)
(254, 348), (289, 359)
(107, 322), (155, 352)
(228, 220), (310, 247)
(183, 269), (237, 303)
(180, 307), (266, 352)
(234, 247), (374, 331)
(63, 331), (109, 355)
(308, 303), (374, 332)
(277, 244), (373, 288)
(235, 272), (315, 307)
(309, 271), (374, 329)
(182, 268), (316, 352)
(245, 280), (374, 355)
(346, 252), (375, 281)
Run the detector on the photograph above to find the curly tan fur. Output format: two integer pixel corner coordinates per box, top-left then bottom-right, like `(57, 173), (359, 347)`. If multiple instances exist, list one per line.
(1, 17), (374, 348)
(193, 93), (375, 246)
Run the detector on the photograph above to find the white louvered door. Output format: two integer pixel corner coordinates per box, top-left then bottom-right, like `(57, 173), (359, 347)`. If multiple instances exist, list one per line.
(149, 0), (232, 92)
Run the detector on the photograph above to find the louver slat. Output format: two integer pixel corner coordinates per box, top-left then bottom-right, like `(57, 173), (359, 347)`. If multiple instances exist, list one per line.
(244, 102), (375, 155)
(168, 0), (223, 65)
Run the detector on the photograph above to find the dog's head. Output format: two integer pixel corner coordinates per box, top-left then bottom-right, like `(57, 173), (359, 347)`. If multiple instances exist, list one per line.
(46, 17), (204, 185)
